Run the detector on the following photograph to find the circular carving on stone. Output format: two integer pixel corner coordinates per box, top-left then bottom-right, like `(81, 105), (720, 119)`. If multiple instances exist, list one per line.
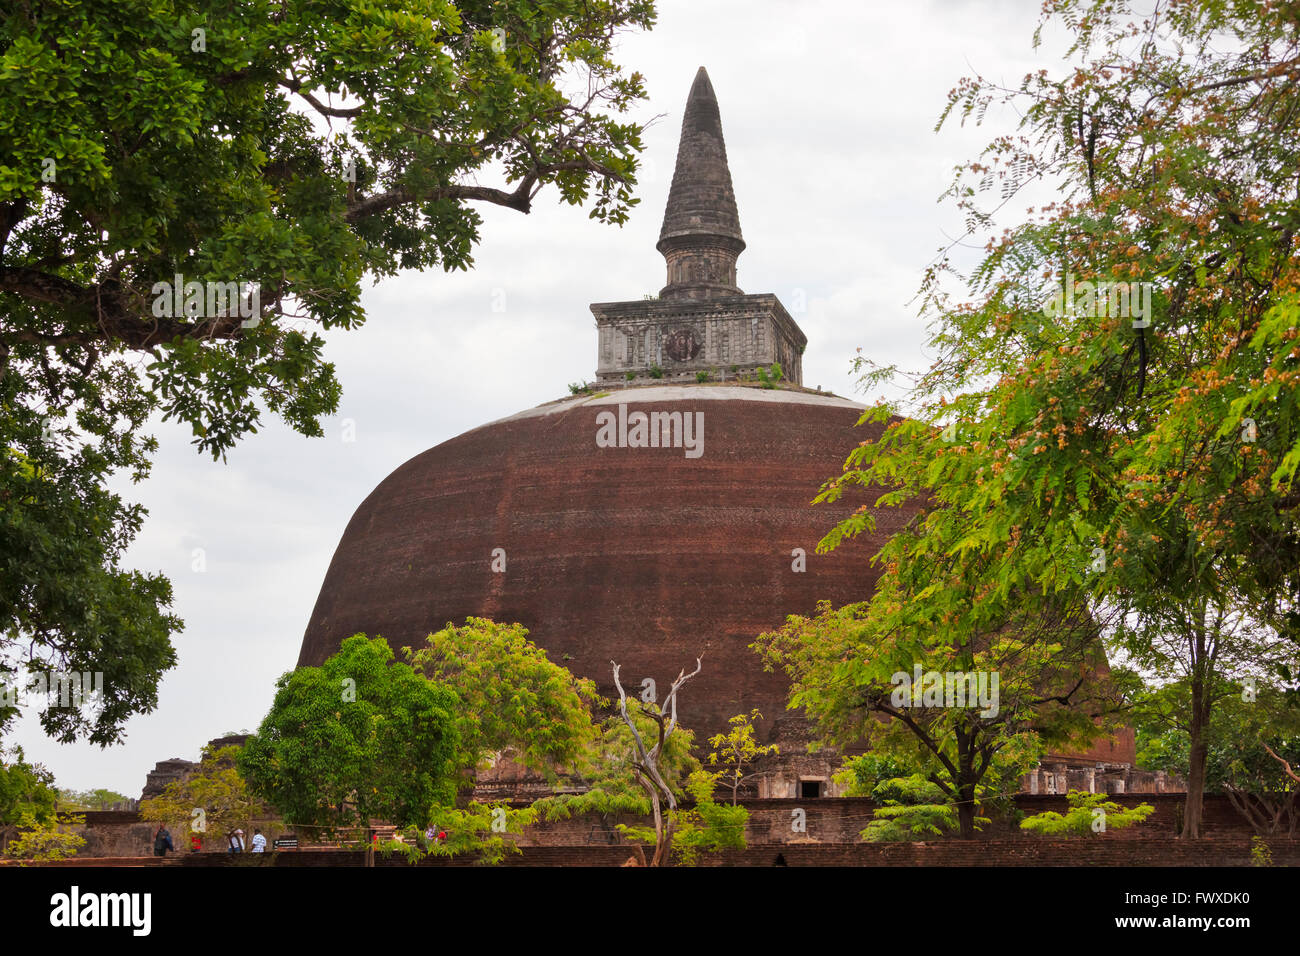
(664, 327), (702, 362)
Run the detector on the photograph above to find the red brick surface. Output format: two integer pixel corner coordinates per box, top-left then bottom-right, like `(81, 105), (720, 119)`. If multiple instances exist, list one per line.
(297, 388), (1136, 765)
(298, 391), (887, 742)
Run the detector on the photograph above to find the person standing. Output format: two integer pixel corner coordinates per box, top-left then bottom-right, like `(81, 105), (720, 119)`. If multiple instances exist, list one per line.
(153, 825), (174, 857)
(251, 828), (266, 853)
(228, 829), (245, 854)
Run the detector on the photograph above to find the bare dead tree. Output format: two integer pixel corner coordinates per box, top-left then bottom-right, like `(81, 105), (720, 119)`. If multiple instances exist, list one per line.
(610, 657), (702, 867)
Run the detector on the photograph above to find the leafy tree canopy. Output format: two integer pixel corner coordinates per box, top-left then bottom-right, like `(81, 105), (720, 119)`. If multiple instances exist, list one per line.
(754, 599), (1093, 835)
(0, 743), (56, 831)
(780, 0), (1300, 838)
(0, 0), (655, 744)
(57, 786), (132, 810)
(0, 743), (80, 861)
(1135, 679), (1300, 792)
(404, 617), (601, 784)
(706, 708), (778, 805)
(238, 634), (462, 836)
(622, 768), (748, 865)
(1135, 678), (1300, 833)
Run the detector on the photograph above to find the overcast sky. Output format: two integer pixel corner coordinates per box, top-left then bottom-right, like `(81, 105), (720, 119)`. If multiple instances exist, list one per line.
(15, 0), (1069, 795)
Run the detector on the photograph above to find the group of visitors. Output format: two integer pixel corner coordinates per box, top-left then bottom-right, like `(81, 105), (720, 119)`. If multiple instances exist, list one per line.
(154, 823), (446, 856)
(224, 827), (268, 853)
(152, 825), (267, 856)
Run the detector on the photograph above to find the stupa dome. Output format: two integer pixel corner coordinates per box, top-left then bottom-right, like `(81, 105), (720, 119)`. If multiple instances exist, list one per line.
(298, 384), (882, 738)
(297, 67), (1135, 767)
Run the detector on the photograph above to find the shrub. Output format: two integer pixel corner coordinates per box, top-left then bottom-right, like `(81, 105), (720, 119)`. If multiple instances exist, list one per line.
(756, 363), (784, 389)
(860, 775), (981, 842)
(4, 813), (86, 863)
(1020, 790), (1155, 836)
(1251, 836), (1274, 867)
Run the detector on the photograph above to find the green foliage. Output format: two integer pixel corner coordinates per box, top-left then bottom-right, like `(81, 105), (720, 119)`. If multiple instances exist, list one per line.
(625, 370), (636, 381)
(4, 811), (85, 862)
(1020, 790), (1154, 836)
(381, 802), (536, 866)
(775, 0), (1300, 838)
(429, 803), (536, 866)
(0, 744), (59, 856)
(539, 681), (743, 865)
(1134, 681), (1300, 791)
(0, 0), (656, 745)
(834, 752), (917, 797)
(568, 382), (591, 395)
(244, 622), (601, 863)
(706, 709), (777, 805)
(756, 362), (783, 388)
(860, 775), (971, 842)
(238, 635), (462, 837)
(0, 437), (180, 745)
(648, 363), (663, 379)
(754, 599), (1081, 837)
(534, 711), (700, 823)
(619, 769), (747, 865)
(0, 746), (56, 823)
(141, 744), (275, 846)
(1250, 835), (1273, 867)
(1134, 680), (1300, 834)
(404, 617), (601, 785)
(56, 787), (132, 811)
(695, 370), (710, 383)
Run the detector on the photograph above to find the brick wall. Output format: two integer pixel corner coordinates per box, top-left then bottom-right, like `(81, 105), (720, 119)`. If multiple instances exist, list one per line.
(63, 793), (1282, 859)
(170, 837), (1298, 867)
(520, 793), (1267, 847)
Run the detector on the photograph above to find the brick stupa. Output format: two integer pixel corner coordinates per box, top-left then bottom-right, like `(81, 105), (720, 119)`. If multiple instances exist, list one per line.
(297, 68), (1136, 787)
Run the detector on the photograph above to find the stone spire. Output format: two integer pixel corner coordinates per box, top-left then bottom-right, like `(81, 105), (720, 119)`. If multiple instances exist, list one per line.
(656, 67), (746, 301)
(590, 66), (805, 386)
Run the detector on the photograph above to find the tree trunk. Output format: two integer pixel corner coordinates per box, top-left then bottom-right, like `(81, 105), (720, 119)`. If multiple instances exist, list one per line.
(649, 794), (666, 866)
(1182, 670), (1208, 840)
(652, 814), (675, 867)
(955, 732), (978, 838)
(956, 798), (976, 838)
